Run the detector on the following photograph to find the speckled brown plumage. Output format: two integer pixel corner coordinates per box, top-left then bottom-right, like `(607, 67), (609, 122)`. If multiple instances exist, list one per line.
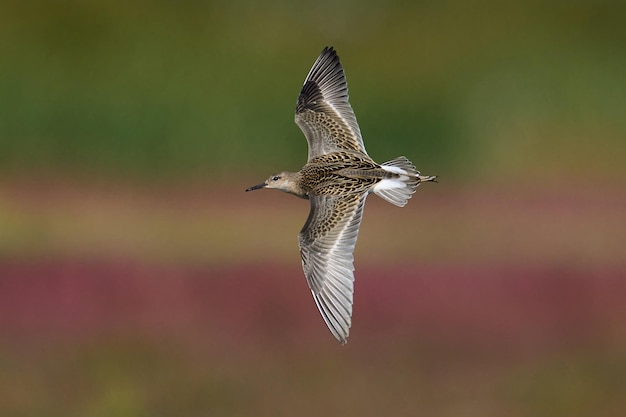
(246, 47), (437, 345)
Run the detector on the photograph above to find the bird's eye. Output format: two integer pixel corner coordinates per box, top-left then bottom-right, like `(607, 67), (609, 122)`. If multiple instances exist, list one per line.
(272, 176), (281, 181)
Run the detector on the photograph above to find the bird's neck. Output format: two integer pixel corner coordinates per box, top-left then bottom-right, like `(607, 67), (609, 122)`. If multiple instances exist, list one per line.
(280, 172), (308, 199)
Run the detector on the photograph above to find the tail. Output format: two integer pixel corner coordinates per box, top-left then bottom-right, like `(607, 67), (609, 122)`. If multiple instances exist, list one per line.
(373, 156), (437, 207)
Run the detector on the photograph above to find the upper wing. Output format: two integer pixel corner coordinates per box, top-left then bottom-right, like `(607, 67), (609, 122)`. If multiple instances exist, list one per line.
(298, 193), (367, 345)
(295, 47), (367, 161)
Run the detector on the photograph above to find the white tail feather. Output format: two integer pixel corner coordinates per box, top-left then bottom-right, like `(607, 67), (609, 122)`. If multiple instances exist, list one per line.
(373, 156), (435, 207)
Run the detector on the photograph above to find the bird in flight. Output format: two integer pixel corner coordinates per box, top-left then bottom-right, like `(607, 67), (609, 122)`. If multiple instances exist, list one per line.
(246, 47), (437, 345)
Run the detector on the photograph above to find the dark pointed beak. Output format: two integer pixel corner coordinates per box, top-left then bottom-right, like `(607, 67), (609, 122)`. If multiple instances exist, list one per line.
(245, 182), (267, 192)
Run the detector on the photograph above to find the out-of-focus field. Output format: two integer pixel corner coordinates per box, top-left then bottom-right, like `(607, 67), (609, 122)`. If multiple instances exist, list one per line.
(2, 1), (625, 183)
(1, 182), (625, 416)
(2, 0), (626, 415)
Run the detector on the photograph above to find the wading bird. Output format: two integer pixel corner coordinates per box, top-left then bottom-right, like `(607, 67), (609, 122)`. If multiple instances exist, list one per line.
(246, 47), (437, 345)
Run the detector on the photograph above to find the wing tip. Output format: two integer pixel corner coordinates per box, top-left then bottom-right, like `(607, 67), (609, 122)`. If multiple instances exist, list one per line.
(312, 289), (352, 345)
(321, 45), (337, 58)
(307, 46), (343, 83)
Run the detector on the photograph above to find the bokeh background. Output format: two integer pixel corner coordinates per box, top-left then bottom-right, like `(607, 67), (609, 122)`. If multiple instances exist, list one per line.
(1, 1), (625, 416)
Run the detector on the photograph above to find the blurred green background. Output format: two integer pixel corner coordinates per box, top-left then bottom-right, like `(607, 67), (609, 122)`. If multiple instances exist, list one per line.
(2, 0), (625, 183)
(1, 1), (626, 416)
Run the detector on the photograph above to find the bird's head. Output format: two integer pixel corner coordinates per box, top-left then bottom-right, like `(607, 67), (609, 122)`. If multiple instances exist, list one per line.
(245, 171), (306, 198)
